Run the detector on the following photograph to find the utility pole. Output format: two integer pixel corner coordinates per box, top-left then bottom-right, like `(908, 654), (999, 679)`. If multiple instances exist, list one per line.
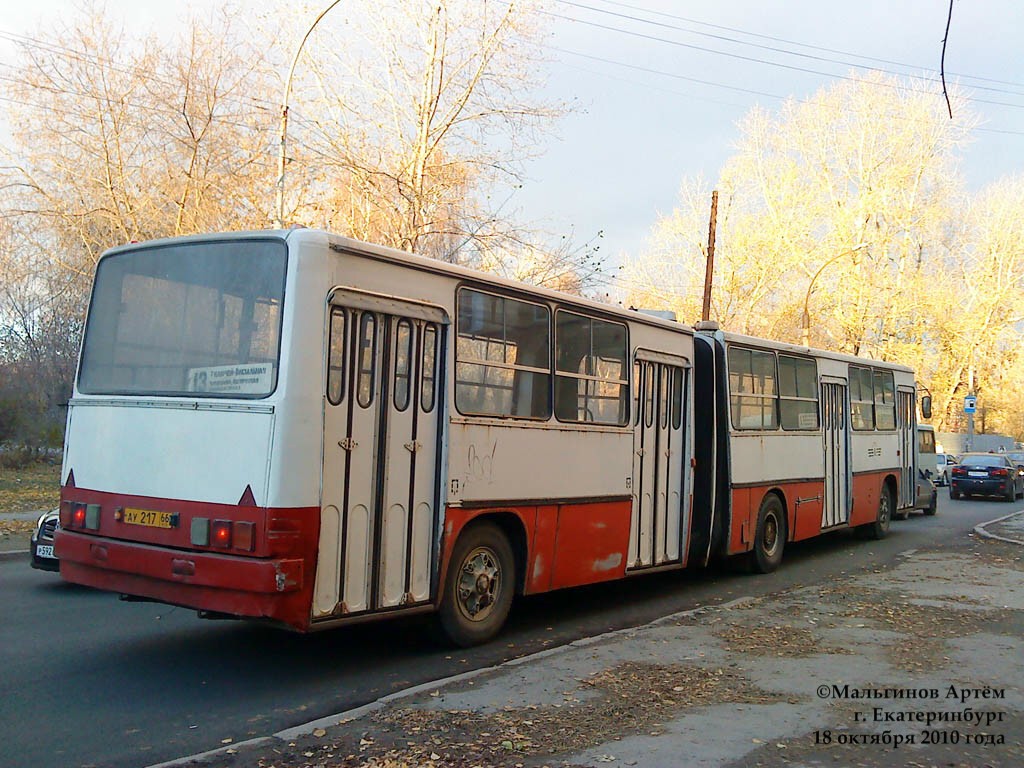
(966, 356), (976, 452)
(701, 190), (718, 322)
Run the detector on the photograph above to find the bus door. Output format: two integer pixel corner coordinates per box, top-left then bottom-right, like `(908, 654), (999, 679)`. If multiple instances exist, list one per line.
(820, 379), (851, 528)
(314, 291), (446, 619)
(896, 387), (916, 509)
(629, 352), (688, 570)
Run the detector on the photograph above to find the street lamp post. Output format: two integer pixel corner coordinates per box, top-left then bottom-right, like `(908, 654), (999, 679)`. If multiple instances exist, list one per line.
(800, 242), (868, 347)
(274, 0), (343, 230)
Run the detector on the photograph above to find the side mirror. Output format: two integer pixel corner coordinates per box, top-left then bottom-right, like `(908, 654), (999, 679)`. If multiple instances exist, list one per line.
(920, 395), (932, 420)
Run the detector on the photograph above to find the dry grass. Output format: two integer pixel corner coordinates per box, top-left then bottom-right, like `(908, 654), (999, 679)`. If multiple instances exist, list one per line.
(0, 460), (61, 513)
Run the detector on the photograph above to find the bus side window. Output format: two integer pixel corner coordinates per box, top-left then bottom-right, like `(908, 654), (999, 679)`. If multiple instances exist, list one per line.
(634, 360), (642, 426)
(778, 354), (819, 430)
(644, 362), (655, 427)
(393, 319), (413, 411)
(421, 324), (437, 413)
(553, 311), (628, 425)
(357, 312), (377, 408)
(327, 308), (346, 405)
(671, 367), (683, 430)
(455, 288), (550, 419)
(849, 365), (875, 430)
(873, 369), (896, 430)
(728, 347), (778, 430)
(918, 427), (936, 454)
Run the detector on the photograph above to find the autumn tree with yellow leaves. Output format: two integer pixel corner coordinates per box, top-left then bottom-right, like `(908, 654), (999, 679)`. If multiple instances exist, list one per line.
(625, 73), (1024, 437)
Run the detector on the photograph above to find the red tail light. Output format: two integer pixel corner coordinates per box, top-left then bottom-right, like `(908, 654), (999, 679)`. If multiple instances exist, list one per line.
(952, 467), (965, 476)
(211, 520), (232, 548)
(991, 468), (1008, 477)
(72, 503), (87, 528)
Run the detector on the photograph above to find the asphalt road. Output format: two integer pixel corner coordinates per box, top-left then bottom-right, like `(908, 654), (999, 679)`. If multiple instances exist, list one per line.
(0, 493), (1016, 768)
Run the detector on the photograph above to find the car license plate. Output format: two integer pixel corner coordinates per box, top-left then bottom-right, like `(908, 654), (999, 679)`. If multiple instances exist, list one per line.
(123, 508), (175, 529)
(968, 471), (988, 478)
(36, 545), (55, 559)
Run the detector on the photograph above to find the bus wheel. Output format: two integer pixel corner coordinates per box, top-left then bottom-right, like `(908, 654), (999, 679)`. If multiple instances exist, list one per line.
(437, 522), (515, 647)
(867, 486), (892, 539)
(750, 494), (785, 574)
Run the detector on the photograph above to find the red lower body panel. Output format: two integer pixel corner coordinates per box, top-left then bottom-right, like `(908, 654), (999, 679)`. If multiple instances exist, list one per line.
(441, 499), (634, 599)
(727, 470), (898, 555)
(55, 486), (320, 631)
(57, 531), (314, 630)
(849, 471), (891, 527)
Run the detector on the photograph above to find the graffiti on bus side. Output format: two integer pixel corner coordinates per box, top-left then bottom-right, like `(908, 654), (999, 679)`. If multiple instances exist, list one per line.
(467, 442), (497, 485)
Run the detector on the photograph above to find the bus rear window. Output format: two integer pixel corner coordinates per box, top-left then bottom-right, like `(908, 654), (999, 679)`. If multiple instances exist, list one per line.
(78, 239), (287, 398)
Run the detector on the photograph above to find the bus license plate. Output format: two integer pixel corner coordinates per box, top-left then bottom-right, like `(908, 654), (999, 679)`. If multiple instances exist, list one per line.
(124, 508), (175, 529)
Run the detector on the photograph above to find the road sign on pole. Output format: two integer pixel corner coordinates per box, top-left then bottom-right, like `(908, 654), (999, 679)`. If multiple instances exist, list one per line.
(965, 394), (977, 452)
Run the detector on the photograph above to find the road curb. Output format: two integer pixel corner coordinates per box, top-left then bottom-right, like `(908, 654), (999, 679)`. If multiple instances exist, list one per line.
(147, 594), (759, 767)
(0, 548), (30, 559)
(973, 509), (1024, 544)
(145, 737), (277, 768)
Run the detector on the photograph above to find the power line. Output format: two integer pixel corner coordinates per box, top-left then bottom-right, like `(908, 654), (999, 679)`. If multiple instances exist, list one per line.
(552, 47), (1024, 137)
(554, 46), (785, 101)
(542, 4), (1024, 112)
(571, 0), (1024, 91)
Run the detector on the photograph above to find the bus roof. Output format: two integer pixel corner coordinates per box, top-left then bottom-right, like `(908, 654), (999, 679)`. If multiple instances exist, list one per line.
(102, 228), (697, 337)
(711, 329), (915, 374)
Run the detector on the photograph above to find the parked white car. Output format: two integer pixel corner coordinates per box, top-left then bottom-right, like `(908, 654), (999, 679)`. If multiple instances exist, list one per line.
(30, 510), (60, 572)
(934, 453), (959, 486)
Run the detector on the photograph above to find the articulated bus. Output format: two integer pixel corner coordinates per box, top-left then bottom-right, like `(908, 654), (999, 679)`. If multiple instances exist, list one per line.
(55, 229), (932, 646)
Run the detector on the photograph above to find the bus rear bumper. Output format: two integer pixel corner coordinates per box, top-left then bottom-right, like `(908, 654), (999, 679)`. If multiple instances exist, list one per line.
(55, 530), (311, 630)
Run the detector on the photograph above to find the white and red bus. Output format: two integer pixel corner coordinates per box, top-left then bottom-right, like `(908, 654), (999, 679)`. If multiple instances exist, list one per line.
(55, 229), (932, 645)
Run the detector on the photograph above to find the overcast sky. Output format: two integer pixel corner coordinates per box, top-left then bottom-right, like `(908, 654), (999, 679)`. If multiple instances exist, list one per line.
(1, 0), (1020, 282)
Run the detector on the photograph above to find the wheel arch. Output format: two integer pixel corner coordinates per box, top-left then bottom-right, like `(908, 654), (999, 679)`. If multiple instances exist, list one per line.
(883, 472), (898, 505)
(762, 487), (790, 542)
(439, 509), (529, 602)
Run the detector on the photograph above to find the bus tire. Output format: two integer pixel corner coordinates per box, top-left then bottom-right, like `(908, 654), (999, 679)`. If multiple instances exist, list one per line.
(437, 522), (515, 648)
(867, 486), (892, 539)
(750, 494), (785, 574)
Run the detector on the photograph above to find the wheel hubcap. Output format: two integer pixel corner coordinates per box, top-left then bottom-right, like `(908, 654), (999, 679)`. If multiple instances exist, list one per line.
(456, 546), (500, 622)
(764, 513), (779, 554)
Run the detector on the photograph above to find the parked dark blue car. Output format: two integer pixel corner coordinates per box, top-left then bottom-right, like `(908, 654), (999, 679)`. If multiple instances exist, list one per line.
(950, 453), (1024, 502)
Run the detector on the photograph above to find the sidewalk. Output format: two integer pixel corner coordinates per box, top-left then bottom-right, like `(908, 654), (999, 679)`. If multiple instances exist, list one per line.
(0, 510), (44, 556)
(162, 515), (1024, 768)
(977, 509), (1024, 545)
